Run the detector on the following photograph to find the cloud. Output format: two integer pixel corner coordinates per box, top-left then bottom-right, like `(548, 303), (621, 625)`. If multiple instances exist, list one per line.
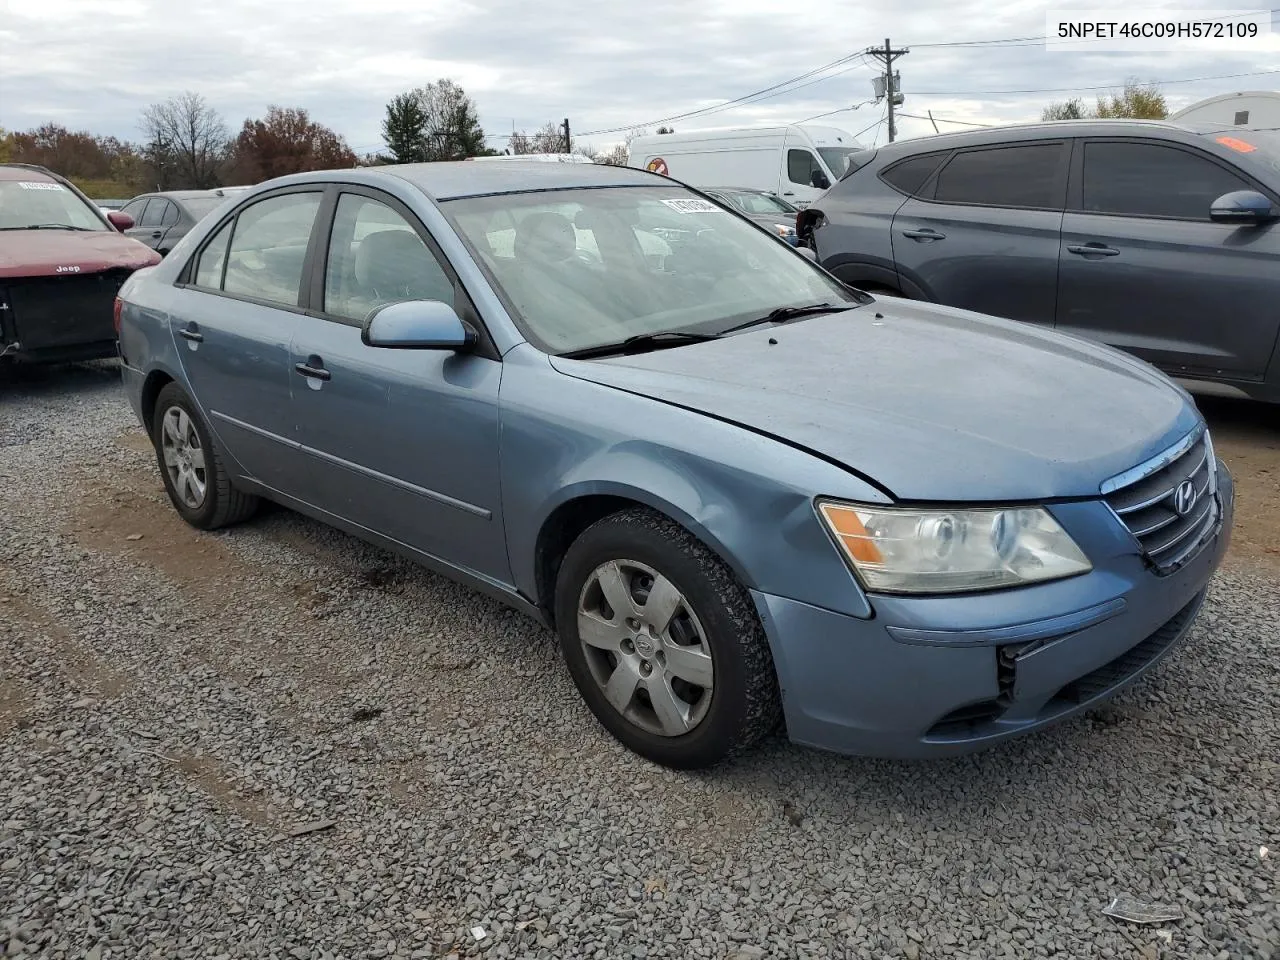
(2, 0), (1278, 153)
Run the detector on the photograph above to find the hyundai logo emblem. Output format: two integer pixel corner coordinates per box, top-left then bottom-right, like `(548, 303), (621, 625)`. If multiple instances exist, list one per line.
(1173, 478), (1199, 517)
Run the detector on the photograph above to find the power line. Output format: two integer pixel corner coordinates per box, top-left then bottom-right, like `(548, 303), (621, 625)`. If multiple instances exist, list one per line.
(575, 52), (872, 136)
(795, 99), (877, 125)
(911, 67), (1280, 97)
(896, 111), (988, 128)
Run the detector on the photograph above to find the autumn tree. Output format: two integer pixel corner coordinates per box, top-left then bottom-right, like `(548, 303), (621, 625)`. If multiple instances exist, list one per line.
(1041, 98), (1086, 121)
(228, 106), (357, 182)
(510, 121), (568, 154)
(0, 128), (11, 163)
(1095, 80), (1167, 119)
(140, 92), (228, 189)
(382, 92), (429, 163)
(1042, 81), (1167, 122)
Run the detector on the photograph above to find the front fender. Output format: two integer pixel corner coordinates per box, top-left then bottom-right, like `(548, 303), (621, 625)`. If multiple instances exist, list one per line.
(499, 346), (884, 619)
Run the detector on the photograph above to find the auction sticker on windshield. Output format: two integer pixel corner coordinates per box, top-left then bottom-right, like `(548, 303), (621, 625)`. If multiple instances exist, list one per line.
(18, 182), (65, 191)
(660, 198), (723, 214)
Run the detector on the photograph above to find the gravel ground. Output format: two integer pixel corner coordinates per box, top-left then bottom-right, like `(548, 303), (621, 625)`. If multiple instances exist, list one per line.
(1, 361), (1276, 960)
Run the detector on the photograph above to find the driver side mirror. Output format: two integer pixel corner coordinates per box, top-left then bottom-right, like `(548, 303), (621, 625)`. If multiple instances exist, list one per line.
(107, 211), (134, 232)
(810, 171), (831, 191)
(361, 300), (477, 352)
(1210, 189), (1276, 224)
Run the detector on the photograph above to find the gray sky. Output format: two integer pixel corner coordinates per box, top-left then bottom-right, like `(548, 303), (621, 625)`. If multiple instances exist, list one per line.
(3, 0), (1279, 153)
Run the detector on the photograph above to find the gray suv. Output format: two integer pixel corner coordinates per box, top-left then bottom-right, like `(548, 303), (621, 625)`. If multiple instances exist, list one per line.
(800, 119), (1280, 403)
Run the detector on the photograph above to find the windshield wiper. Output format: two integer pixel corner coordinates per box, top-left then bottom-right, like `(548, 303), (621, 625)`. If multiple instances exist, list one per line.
(719, 301), (858, 335)
(559, 330), (722, 360)
(10, 223), (93, 231)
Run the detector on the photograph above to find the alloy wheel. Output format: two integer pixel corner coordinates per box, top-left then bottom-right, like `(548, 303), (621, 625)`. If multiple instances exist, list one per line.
(159, 405), (208, 509)
(576, 559), (715, 737)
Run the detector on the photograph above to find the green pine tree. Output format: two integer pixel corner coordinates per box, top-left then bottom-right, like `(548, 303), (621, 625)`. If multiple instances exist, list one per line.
(382, 92), (428, 163)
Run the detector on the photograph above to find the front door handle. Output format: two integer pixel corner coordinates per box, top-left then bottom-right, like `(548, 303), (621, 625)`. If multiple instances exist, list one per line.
(1067, 243), (1120, 257)
(178, 323), (203, 343)
(902, 228), (946, 241)
(294, 356), (331, 382)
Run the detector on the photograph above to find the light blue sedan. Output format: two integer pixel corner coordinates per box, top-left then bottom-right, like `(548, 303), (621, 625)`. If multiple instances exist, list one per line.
(116, 161), (1234, 769)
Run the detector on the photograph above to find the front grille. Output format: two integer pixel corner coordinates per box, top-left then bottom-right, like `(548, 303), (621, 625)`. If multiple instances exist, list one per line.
(4, 268), (131, 352)
(1102, 429), (1219, 574)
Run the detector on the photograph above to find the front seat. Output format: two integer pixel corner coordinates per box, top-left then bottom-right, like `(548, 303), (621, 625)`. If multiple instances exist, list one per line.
(353, 229), (453, 306)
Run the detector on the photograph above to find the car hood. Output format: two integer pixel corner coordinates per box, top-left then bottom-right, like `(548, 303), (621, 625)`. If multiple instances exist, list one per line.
(0, 230), (161, 279)
(549, 300), (1199, 502)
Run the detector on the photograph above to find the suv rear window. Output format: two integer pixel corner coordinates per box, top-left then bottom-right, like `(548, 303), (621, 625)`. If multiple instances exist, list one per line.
(933, 143), (1066, 209)
(880, 153), (946, 196)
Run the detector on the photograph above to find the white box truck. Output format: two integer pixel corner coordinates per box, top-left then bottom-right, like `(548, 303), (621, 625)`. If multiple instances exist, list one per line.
(626, 124), (864, 206)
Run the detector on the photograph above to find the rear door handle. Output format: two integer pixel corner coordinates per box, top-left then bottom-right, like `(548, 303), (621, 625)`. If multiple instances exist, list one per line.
(1067, 243), (1120, 257)
(902, 228), (945, 241)
(151, 230), (163, 239)
(178, 323), (203, 343)
(294, 356), (331, 382)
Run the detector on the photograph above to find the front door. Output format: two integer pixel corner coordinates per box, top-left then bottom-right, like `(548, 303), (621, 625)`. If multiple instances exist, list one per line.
(288, 188), (509, 583)
(168, 188), (324, 488)
(891, 140), (1068, 324)
(1057, 138), (1280, 380)
(780, 134), (829, 206)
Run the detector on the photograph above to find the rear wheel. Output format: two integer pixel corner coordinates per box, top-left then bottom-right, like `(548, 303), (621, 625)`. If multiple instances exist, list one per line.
(554, 508), (782, 769)
(152, 382), (258, 530)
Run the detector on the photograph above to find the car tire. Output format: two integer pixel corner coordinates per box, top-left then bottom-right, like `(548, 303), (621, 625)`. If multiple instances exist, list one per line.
(151, 382), (258, 530)
(554, 507), (782, 769)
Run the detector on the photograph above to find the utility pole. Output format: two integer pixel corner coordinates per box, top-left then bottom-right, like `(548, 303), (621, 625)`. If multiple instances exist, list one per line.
(562, 118), (571, 153)
(866, 38), (908, 142)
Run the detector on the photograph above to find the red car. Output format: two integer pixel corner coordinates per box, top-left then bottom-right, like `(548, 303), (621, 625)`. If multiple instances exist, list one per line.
(0, 163), (161, 364)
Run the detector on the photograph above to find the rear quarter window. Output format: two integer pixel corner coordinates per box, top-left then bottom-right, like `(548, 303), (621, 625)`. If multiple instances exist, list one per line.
(879, 153), (948, 196)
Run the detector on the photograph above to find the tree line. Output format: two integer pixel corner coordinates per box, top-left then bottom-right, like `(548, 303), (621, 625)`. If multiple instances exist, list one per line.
(1042, 79), (1168, 121)
(0, 79), (658, 198)
(0, 91), (358, 198)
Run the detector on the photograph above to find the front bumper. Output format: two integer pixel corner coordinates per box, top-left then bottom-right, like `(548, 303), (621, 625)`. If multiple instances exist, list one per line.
(753, 461), (1235, 759)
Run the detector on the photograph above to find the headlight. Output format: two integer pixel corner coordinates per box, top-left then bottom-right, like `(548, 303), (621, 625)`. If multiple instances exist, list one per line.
(773, 223), (797, 237)
(817, 501), (1092, 594)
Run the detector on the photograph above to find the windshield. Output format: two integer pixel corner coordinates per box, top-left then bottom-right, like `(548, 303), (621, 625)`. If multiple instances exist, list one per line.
(181, 196), (229, 221)
(444, 185), (857, 354)
(719, 191), (798, 215)
(0, 179), (106, 231)
(817, 148), (859, 179)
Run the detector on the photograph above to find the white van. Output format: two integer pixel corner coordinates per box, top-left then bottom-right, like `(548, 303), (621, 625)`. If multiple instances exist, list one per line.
(627, 124), (864, 206)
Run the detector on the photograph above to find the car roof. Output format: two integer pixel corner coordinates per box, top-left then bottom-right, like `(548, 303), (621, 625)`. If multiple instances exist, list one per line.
(872, 118), (1213, 159)
(705, 186), (776, 194)
(272, 160), (667, 201)
(0, 163), (58, 182)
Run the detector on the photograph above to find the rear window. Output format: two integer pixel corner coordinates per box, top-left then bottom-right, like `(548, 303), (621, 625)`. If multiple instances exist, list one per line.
(880, 153), (947, 196)
(933, 143), (1066, 209)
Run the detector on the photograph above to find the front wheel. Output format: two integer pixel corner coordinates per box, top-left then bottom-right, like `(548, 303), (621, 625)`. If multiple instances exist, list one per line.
(554, 508), (782, 769)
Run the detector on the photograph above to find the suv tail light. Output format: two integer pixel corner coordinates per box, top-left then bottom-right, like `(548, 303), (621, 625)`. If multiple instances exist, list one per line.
(112, 297), (123, 335)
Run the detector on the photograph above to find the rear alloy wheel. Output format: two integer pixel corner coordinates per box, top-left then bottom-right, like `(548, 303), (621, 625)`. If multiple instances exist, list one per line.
(151, 382), (258, 530)
(555, 508), (782, 769)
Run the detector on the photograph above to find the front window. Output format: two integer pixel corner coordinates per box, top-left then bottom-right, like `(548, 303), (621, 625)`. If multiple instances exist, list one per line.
(444, 185), (856, 354)
(0, 179), (106, 231)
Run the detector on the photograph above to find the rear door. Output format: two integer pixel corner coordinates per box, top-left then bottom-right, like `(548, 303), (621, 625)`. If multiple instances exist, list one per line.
(287, 187), (509, 582)
(1057, 137), (1280, 380)
(168, 188), (324, 489)
(891, 140), (1068, 325)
